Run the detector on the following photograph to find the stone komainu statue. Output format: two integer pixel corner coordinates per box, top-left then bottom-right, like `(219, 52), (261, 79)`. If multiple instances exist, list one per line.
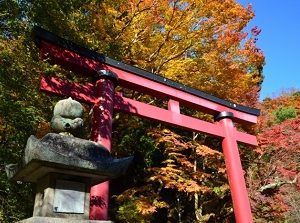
(50, 97), (84, 137)
(6, 97), (133, 185)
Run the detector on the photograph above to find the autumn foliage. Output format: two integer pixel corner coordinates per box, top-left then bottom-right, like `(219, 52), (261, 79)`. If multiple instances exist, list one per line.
(111, 120), (233, 222)
(88, 0), (265, 106)
(247, 92), (300, 222)
(25, 0), (264, 106)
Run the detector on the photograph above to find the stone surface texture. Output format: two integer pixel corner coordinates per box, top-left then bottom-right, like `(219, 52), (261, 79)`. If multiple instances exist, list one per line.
(53, 97), (84, 119)
(51, 97), (84, 137)
(32, 173), (91, 220)
(50, 115), (84, 136)
(17, 216), (113, 223)
(6, 133), (133, 185)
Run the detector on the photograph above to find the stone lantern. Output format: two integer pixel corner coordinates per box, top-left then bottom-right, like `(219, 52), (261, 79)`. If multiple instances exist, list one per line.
(6, 98), (133, 223)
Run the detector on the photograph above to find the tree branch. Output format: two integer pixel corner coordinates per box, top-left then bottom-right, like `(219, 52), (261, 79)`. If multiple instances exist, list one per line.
(259, 176), (298, 192)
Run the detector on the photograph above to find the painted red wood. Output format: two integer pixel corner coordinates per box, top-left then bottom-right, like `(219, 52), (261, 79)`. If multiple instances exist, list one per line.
(91, 78), (115, 150)
(217, 117), (254, 223)
(39, 75), (97, 102)
(40, 76), (258, 146)
(39, 41), (257, 125)
(90, 78), (116, 220)
(168, 99), (180, 113)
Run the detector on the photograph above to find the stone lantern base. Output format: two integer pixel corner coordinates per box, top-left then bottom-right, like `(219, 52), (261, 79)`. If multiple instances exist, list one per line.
(18, 217), (113, 223)
(6, 133), (132, 223)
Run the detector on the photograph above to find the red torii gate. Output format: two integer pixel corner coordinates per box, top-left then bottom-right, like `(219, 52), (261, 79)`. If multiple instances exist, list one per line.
(35, 26), (259, 223)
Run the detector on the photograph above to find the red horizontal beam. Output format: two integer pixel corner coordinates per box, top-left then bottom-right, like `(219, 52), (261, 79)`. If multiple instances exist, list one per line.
(40, 76), (257, 146)
(40, 76), (97, 102)
(39, 41), (257, 125)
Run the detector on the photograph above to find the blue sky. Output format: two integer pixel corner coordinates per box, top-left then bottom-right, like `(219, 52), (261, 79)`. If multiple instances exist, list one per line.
(237, 0), (300, 100)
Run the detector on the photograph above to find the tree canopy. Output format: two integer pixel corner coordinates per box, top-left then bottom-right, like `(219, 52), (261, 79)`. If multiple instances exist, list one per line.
(247, 92), (300, 222)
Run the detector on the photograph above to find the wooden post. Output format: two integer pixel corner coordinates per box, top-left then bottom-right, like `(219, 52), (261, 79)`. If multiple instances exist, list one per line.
(90, 70), (118, 220)
(215, 112), (253, 223)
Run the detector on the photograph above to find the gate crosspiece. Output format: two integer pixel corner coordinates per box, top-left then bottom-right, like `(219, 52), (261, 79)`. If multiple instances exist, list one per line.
(35, 26), (259, 223)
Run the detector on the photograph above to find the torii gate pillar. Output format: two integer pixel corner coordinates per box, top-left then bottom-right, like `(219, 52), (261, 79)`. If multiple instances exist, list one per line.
(215, 112), (253, 223)
(90, 70), (118, 220)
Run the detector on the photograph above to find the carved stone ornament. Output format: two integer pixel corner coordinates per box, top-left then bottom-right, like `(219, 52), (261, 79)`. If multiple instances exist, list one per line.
(50, 97), (84, 137)
(6, 97), (133, 183)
